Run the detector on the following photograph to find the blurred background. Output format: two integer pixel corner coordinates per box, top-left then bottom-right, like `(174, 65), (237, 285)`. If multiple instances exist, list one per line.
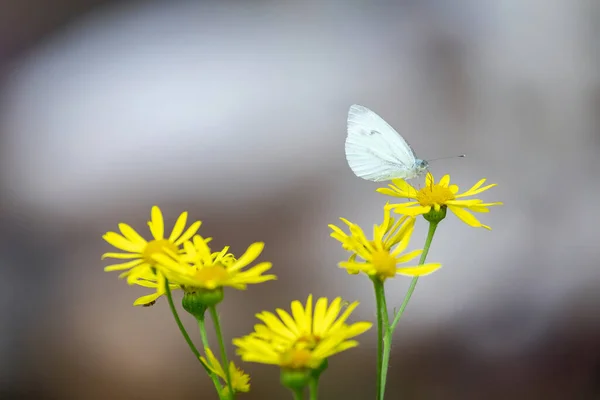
(1, 0), (599, 399)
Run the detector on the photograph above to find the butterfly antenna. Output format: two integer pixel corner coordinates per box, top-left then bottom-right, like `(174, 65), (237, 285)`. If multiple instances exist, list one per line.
(427, 154), (466, 162)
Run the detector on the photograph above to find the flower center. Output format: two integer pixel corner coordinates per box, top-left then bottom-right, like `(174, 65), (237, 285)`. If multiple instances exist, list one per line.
(142, 239), (179, 263)
(416, 185), (455, 206)
(280, 347), (313, 369)
(296, 334), (320, 350)
(193, 265), (230, 289)
(371, 250), (397, 278)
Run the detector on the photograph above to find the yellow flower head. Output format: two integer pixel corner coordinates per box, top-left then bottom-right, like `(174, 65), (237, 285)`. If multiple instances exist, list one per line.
(377, 173), (502, 229)
(102, 206), (202, 284)
(200, 348), (250, 395)
(153, 235), (276, 291)
(329, 207), (441, 281)
(233, 295), (372, 370)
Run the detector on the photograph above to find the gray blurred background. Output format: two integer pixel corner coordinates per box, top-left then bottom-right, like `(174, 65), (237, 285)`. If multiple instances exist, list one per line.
(1, 0), (599, 399)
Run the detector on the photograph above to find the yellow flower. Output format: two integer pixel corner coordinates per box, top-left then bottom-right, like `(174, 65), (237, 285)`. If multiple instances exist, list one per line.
(233, 295), (371, 370)
(200, 348), (250, 395)
(377, 173), (502, 229)
(153, 235), (276, 291)
(329, 207), (441, 281)
(102, 206), (202, 284)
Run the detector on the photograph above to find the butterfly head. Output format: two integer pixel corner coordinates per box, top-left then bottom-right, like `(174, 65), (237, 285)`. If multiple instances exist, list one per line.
(415, 159), (429, 175)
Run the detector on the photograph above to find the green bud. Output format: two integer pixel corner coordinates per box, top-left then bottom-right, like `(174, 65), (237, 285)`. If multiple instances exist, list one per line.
(280, 368), (310, 391)
(423, 205), (447, 224)
(181, 288), (224, 318)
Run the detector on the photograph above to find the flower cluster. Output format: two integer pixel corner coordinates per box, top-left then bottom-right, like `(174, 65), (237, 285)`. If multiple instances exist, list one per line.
(101, 171), (500, 399)
(102, 206), (275, 306)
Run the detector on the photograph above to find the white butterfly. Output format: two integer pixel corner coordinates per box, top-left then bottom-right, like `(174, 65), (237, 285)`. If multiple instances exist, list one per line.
(345, 104), (429, 182)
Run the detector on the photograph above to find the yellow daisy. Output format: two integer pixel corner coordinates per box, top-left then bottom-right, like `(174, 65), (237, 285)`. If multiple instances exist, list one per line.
(329, 207), (441, 281)
(102, 206), (202, 283)
(377, 172), (502, 229)
(200, 348), (250, 395)
(153, 235), (276, 291)
(233, 295), (371, 370)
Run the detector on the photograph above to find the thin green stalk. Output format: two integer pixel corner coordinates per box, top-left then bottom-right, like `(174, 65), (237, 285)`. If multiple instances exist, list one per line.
(377, 284), (390, 400)
(292, 388), (304, 400)
(379, 220), (440, 400)
(209, 305), (235, 400)
(390, 221), (439, 332)
(198, 316), (225, 399)
(373, 279), (386, 400)
(309, 377), (319, 400)
(164, 278), (204, 364)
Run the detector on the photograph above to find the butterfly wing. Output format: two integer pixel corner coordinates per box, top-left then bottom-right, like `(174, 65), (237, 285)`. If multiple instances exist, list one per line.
(345, 104), (417, 182)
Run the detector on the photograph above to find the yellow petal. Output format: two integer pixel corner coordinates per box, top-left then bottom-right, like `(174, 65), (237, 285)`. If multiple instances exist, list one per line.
(101, 252), (141, 260)
(103, 232), (144, 253)
(396, 263), (442, 277)
(104, 259), (144, 272)
(376, 188), (409, 198)
(133, 291), (162, 306)
(456, 180), (497, 198)
(118, 223), (147, 244)
(425, 172), (434, 187)
(438, 174), (451, 187)
(391, 204), (431, 216)
(149, 206), (164, 240)
(168, 212), (188, 241)
(175, 220), (202, 246)
(290, 297), (308, 334)
(276, 308), (301, 336)
(448, 205), (491, 229)
(230, 242), (264, 271)
(321, 297), (342, 332)
(328, 301), (360, 333)
(392, 248), (422, 263)
(389, 179), (418, 198)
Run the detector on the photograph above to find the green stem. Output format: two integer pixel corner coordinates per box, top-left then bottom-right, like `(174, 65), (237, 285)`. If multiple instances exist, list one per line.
(209, 305), (235, 400)
(373, 279), (386, 400)
(378, 284), (391, 400)
(197, 316), (225, 399)
(378, 221), (440, 400)
(390, 221), (439, 333)
(309, 377), (319, 400)
(292, 388), (304, 400)
(164, 278), (204, 363)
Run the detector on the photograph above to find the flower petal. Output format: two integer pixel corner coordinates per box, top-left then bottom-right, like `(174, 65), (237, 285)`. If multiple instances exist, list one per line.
(391, 204), (431, 216)
(230, 242), (264, 272)
(101, 252), (141, 260)
(133, 291), (163, 306)
(425, 172), (434, 187)
(168, 212), (188, 241)
(376, 187), (414, 198)
(396, 263), (442, 277)
(390, 179), (418, 198)
(118, 223), (147, 244)
(175, 220), (202, 246)
(393, 248), (422, 263)
(438, 175), (451, 187)
(448, 205), (491, 230)
(456, 181), (497, 198)
(103, 232), (145, 253)
(148, 206), (165, 240)
(104, 259), (144, 272)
